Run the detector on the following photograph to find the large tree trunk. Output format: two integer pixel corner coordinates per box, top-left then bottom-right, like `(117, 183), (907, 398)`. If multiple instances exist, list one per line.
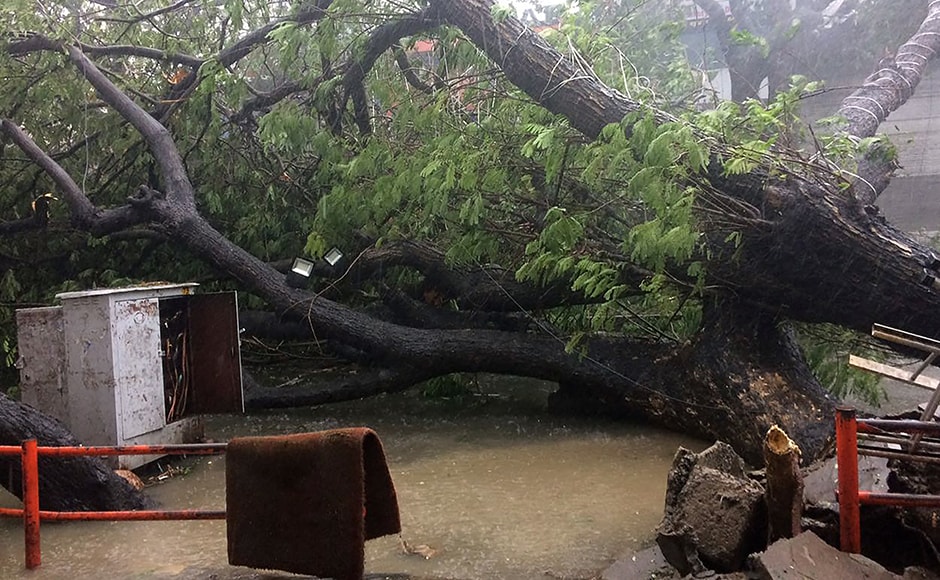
(0, 394), (150, 511)
(244, 297), (835, 465)
(548, 303), (835, 465)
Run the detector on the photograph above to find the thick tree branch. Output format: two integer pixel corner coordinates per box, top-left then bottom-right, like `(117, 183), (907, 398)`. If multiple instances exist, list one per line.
(338, 12), (441, 127)
(217, 0), (334, 68)
(430, 0), (668, 140)
(429, 0), (940, 340)
(245, 364), (433, 409)
(66, 45), (197, 209)
(80, 44), (202, 67)
(1, 120), (144, 235)
(232, 11), (440, 131)
(839, 2), (940, 138)
(154, 1), (335, 123)
(348, 239), (629, 312)
(6, 33), (62, 56)
(7, 4), (337, 133)
(837, 1), (940, 202)
(7, 34), (201, 67)
(693, 0), (732, 43)
(231, 80), (303, 124)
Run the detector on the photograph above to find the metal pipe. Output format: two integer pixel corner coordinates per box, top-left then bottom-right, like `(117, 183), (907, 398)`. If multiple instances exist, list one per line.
(836, 407), (861, 553)
(859, 432), (940, 453)
(0, 507), (225, 521)
(858, 419), (940, 436)
(37, 509), (225, 521)
(0, 444), (227, 456)
(857, 446), (940, 465)
(22, 439), (40, 569)
(0, 440), (231, 568)
(35, 443), (227, 457)
(859, 491), (940, 508)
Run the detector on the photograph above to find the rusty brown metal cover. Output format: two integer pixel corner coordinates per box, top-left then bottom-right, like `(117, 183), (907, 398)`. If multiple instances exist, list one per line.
(186, 292), (243, 414)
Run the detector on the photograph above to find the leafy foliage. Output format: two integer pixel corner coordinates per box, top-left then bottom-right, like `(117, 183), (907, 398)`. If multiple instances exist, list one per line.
(0, 0), (902, 403)
(796, 323), (885, 406)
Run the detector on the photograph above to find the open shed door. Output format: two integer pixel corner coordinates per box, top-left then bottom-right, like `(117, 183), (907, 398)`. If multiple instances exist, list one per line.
(186, 292), (244, 414)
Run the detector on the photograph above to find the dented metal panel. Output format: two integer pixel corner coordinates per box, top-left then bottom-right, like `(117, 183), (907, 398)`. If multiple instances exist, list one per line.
(62, 295), (119, 446)
(112, 298), (165, 440)
(15, 307), (67, 423)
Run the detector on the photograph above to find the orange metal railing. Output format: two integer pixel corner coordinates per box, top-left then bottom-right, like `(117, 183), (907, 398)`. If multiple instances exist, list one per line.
(0, 439), (227, 569)
(836, 407), (940, 552)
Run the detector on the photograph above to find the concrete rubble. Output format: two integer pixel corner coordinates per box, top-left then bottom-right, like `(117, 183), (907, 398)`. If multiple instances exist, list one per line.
(655, 442), (767, 575)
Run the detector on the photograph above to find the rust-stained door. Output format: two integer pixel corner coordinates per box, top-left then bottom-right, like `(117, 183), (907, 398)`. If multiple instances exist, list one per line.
(113, 298), (165, 440)
(185, 292), (243, 414)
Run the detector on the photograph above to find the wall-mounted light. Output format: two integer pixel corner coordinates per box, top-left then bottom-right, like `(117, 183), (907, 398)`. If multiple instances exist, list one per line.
(323, 247), (344, 267)
(286, 257), (316, 288)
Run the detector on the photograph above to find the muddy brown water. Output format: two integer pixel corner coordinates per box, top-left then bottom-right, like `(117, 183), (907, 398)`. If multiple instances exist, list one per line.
(0, 378), (705, 579)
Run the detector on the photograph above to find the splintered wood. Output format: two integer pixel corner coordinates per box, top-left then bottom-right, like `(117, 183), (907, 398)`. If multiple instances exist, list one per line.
(764, 425), (803, 542)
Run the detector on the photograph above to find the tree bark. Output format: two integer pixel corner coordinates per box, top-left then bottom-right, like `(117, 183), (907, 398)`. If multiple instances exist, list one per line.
(0, 394), (151, 511)
(549, 302), (836, 465)
(764, 425), (803, 542)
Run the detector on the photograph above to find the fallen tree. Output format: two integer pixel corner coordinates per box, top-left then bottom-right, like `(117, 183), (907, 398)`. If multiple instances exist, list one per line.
(0, 393), (149, 511)
(0, 0), (938, 506)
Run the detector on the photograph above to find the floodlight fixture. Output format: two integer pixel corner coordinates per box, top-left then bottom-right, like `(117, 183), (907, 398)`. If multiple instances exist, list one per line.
(323, 247), (344, 267)
(286, 257), (316, 288)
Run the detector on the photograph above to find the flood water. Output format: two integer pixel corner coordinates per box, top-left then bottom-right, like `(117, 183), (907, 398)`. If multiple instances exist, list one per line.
(0, 377), (705, 579)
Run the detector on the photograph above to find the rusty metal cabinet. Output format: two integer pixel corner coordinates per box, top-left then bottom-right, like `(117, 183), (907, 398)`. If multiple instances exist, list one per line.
(16, 283), (243, 469)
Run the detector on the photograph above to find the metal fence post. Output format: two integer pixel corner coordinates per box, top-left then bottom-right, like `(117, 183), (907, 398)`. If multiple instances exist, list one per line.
(836, 407), (861, 553)
(22, 439), (40, 569)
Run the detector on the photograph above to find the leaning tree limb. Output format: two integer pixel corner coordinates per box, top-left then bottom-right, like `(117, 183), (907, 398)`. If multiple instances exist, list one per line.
(430, 0), (940, 339)
(837, 0), (940, 203)
(336, 10), (441, 134)
(1, 121), (145, 235)
(345, 239), (636, 312)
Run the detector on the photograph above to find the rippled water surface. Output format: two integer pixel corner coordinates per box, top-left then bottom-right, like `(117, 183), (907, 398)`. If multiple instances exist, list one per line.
(0, 378), (704, 579)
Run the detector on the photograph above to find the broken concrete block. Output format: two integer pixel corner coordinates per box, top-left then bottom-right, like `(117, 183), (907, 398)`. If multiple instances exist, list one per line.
(656, 442), (767, 574)
(749, 531), (899, 580)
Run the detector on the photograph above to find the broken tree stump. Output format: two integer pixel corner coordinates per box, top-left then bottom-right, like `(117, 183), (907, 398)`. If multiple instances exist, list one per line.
(764, 425), (803, 542)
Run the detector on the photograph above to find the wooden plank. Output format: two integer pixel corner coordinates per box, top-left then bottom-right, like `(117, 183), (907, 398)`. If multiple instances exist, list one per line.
(872, 323), (940, 354)
(848, 355), (939, 391)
